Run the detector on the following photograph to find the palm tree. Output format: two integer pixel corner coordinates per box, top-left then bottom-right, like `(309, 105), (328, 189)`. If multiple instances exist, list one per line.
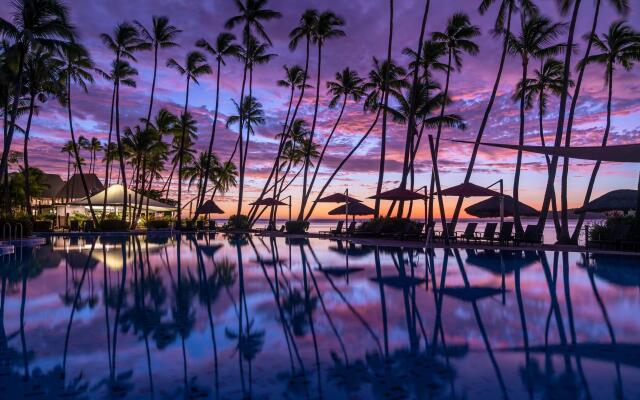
(134, 16), (181, 127)
(95, 59), (138, 219)
(226, 0), (281, 219)
(515, 58), (570, 233)
(304, 68), (364, 215)
(185, 152), (219, 204)
(0, 0), (75, 193)
(100, 22), (148, 223)
(88, 138), (103, 174)
(195, 32), (241, 212)
(508, 15), (566, 234)
(165, 112), (197, 201)
(450, 0), (517, 229)
(59, 43), (99, 225)
(299, 10), (345, 221)
(61, 140), (74, 200)
(22, 49), (63, 220)
(571, 22), (640, 241)
(561, 0), (629, 241)
(166, 50), (211, 228)
(363, 57), (408, 216)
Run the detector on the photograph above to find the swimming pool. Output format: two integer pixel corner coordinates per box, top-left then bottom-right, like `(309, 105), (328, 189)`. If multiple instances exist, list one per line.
(1, 234), (639, 399)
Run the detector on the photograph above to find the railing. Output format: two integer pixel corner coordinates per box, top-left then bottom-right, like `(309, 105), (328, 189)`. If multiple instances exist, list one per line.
(1, 222), (23, 242)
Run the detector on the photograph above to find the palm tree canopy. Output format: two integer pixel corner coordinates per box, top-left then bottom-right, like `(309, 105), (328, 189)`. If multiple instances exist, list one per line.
(326, 67), (365, 108)
(289, 9), (318, 50)
(95, 59), (138, 88)
(579, 21), (640, 82)
(226, 95), (265, 134)
(100, 22), (148, 61)
(0, 0), (77, 54)
(166, 50), (211, 84)
(24, 48), (64, 102)
(196, 32), (242, 65)
(225, 0), (282, 45)
(403, 40), (449, 78)
(363, 57), (408, 111)
(239, 35), (276, 68)
(134, 15), (182, 50)
(313, 11), (346, 46)
(432, 12), (481, 70)
(515, 58), (573, 113)
(277, 64), (310, 90)
(507, 15), (567, 62)
(59, 42), (94, 93)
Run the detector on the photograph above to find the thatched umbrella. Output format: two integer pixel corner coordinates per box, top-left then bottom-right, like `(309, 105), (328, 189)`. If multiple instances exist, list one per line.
(318, 192), (363, 228)
(465, 195), (539, 218)
(250, 197), (289, 222)
(328, 202), (375, 221)
(574, 189), (638, 214)
(195, 199), (224, 217)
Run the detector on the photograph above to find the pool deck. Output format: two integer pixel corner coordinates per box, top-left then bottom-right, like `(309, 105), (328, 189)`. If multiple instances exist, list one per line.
(31, 229), (640, 257)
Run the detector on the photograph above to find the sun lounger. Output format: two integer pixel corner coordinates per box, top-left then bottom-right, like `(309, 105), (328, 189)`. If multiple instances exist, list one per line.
(434, 223), (456, 242)
(475, 222), (498, 244)
(208, 220), (217, 231)
(497, 221), (514, 245)
(196, 220), (205, 231)
(457, 222), (478, 243)
(516, 224), (543, 245)
(69, 220), (79, 232)
(321, 220), (344, 235)
(345, 221), (357, 235)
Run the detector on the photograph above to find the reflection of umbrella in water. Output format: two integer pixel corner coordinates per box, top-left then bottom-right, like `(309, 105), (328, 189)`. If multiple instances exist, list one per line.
(318, 267), (365, 277)
(465, 195), (539, 218)
(439, 286), (505, 301)
(328, 241), (374, 258)
(505, 343), (640, 368)
(200, 243), (223, 258)
(66, 251), (99, 270)
(578, 253), (640, 287)
(465, 249), (539, 274)
(369, 275), (426, 289)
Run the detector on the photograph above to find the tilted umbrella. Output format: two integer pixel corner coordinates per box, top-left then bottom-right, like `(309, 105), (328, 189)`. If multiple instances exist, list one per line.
(328, 202), (375, 219)
(574, 189), (638, 214)
(368, 187), (425, 201)
(465, 195), (539, 218)
(437, 182), (501, 198)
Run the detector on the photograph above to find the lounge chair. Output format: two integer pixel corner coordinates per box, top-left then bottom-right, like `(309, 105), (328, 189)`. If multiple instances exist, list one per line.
(475, 222), (498, 244)
(69, 220), (80, 232)
(196, 220), (205, 231)
(403, 222), (425, 240)
(279, 225), (286, 232)
(321, 220), (344, 235)
(457, 222), (478, 243)
(434, 223), (456, 242)
(497, 221), (514, 245)
(345, 221), (357, 235)
(516, 224), (543, 246)
(83, 220), (94, 232)
(208, 220), (217, 231)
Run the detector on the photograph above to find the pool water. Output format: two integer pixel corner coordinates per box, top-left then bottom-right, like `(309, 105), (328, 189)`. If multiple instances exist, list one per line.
(1, 234), (639, 399)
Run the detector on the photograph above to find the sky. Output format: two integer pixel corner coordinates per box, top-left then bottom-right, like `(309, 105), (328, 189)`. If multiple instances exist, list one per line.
(3, 0), (640, 219)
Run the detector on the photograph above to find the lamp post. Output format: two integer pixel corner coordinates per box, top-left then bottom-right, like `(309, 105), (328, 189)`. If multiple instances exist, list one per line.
(487, 179), (504, 231)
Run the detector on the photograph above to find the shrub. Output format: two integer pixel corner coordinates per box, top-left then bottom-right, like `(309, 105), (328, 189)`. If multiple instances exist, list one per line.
(285, 220), (309, 234)
(359, 217), (419, 235)
(589, 215), (639, 242)
(0, 216), (33, 238)
(70, 212), (88, 222)
(226, 215), (250, 230)
(41, 213), (56, 221)
(33, 220), (53, 232)
(147, 219), (170, 230)
(99, 219), (129, 232)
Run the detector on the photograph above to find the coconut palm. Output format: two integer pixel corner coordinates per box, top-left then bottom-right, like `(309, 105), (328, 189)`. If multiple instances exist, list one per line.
(363, 57), (408, 216)
(0, 0), (76, 192)
(101, 22), (148, 223)
(450, 0), (518, 229)
(59, 43), (99, 225)
(87, 138), (103, 174)
(134, 16), (181, 127)
(185, 152), (219, 206)
(299, 10), (345, 221)
(195, 32), (241, 211)
(571, 22), (640, 240)
(303, 68), (364, 215)
(95, 59), (138, 219)
(508, 15), (566, 234)
(22, 49), (63, 219)
(166, 50), (211, 227)
(561, 0), (630, 242)
(403, 40), (449, 80)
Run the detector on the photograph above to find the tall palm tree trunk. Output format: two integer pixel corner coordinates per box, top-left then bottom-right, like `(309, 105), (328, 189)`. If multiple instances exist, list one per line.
(538, 93), (562, 235)
(374, 0), (395, 217)
(198, 58), (223, 212)
(304, 109), (381, 220)
(450, 4), (513, 229)
(571, 67), (613, 242)
(67, 78), (99, 225)
(537, 0), (582, 241)
(114, 59), (129, 224)
(146, 43), (159, 127)
(23, 96), (36, 221)
(102, 85), (117, 220)
(235, 63), (249, 217)
(176, 77), (191, 228)
(298, 44), (323, 220)
(0, 50), (25, 204)
(513, 56), (529, 236)
(397, 0), (430, 218)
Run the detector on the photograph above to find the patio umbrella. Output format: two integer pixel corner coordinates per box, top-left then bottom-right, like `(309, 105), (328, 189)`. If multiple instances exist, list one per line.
(437, 182), (501, 197)
(574, 189), (638, 214)
(317, 192), (363, 227)
(465, 195), (539, 218)
(439, 286), (504, 301)
(250, 197), (290, 221)
(328, 202), (375, 220)
(195, 199), (224, 216)
(368, 187), (425, 201)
